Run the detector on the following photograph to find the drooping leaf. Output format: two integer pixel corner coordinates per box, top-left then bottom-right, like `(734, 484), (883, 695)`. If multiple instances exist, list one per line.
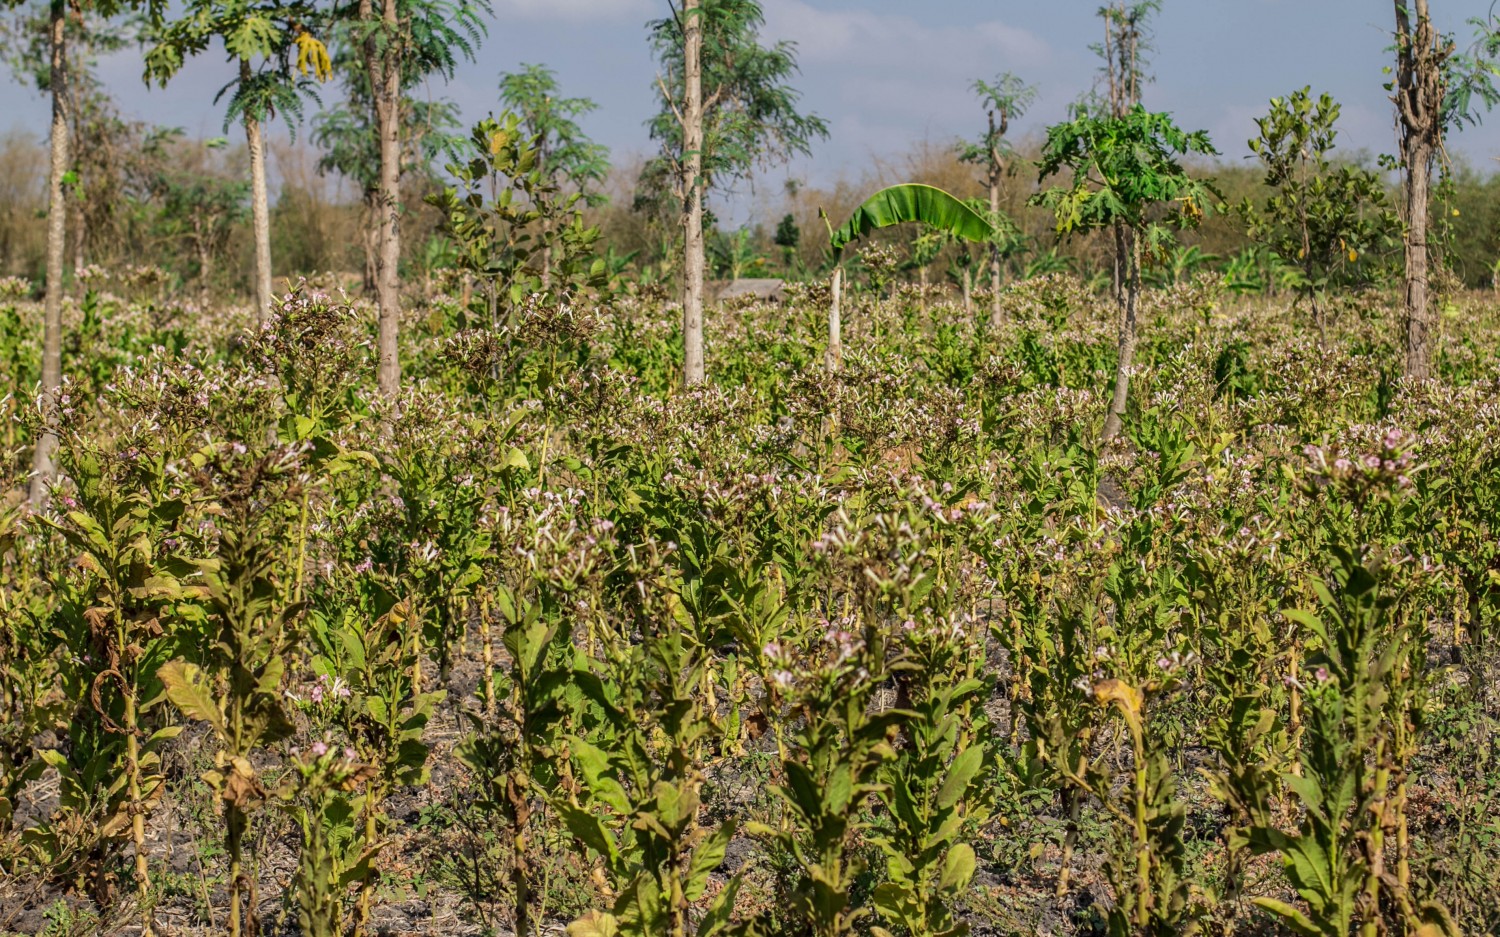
(830, 184), (994, 254)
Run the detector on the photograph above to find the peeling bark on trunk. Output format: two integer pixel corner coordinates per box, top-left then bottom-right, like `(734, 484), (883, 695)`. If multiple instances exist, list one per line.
(681, 0), (706, 386)
(1393, 0), (1445, 381)
(244, 60), (274, 327)
(1101, 236), (1140, 442)
(363, 0), (403, 396)
(30, 0), (68, 509)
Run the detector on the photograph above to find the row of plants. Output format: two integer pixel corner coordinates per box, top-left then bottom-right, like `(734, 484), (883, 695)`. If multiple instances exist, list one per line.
(2, 277), (1499, 935)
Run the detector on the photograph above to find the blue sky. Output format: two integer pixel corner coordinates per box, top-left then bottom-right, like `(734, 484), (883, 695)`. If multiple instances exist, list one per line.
(5, 0), (1500, 201)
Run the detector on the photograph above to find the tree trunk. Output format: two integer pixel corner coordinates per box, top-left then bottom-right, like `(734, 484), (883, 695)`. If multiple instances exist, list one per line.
(680, 0), (706, 386)
(70, 190), (84, 280)
(962, 266), (972, 317)
(243, 60), (274, 327)
(1401, 140), (1434, 379)
(826, 265), (842, 371)
(364, 0), (403, 396)
(361, 189), (379, 295)
(197, 224), (212, 300)
(1101, 235), (1140, 442)
(1393, 0), (1444, 381)
(988, 114), (1003, 329)
(30, 0), (68, 509)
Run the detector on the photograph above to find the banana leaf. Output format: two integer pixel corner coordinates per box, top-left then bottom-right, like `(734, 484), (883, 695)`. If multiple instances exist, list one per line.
(830, 183), (995, 254)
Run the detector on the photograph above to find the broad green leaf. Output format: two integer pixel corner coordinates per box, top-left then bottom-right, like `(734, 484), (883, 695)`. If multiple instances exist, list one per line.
(830, 184), (994, 253)
(936, 745), (985, 810)
(938, 843), (977, 891)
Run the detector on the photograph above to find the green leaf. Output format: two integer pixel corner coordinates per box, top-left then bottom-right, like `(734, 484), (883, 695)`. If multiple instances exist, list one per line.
(938, 842), (977, 891)
(1251, 897), (1333, 937)
(557, 803), (620, 867)
(936, 745), (985, 810)
(686, 821), (735, 902)
(831, 184), (994, 253)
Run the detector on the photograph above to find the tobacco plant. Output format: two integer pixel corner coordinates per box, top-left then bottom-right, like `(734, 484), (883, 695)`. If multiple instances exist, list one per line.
(459, 499), (611, 936)
(563, 544), (744, 937)
(1242, 546), (1449, 937)
(325, 595), (445, 934)
(158, 443), (306, 937)
(280, 744), (378, 937)
(34, 434), (202, 932)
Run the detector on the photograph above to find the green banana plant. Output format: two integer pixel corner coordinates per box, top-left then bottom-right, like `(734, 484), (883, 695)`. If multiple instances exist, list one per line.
(830, 184), (995, 254)
(821, 184), (995, 370)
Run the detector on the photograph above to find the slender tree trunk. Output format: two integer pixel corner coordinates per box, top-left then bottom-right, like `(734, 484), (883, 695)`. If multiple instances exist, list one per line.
(826, 266), (842, 371)
(1401, 141), (1434, 378)
(363, 0), (403, 396)
(70, 191), (84, 280)
(680, 0), (706, 386)
(1394, 0), (1444, 381)
(30, 0), (68, 509)
(962, 266), (972, 317)
(988, 113), (1003, 329)
(1101, 235), (1140, 442)
(361, 189), (379, 295)
(243, 61), (274, 327)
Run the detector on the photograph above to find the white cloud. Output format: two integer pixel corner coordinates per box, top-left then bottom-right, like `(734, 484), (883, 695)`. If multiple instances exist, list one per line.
(754, 0), (1056, 158)
(760, 0), (1051, 71)
(492, 0), (652, 23)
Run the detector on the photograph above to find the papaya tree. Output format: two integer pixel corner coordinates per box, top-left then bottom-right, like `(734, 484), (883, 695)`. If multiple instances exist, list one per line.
(1031, 106), (1219, 442)
(959, 73), (1035, 328)
(144, 0), (332, 325)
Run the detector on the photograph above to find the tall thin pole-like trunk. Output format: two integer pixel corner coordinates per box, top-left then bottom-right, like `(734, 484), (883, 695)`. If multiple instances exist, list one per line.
(30, 0), (68, 509)
(1101, 236), (1140, 441)
(1393, 0), (1445, 381)
(962, 265), (972, 317)
(243, 61), (273, 327)
(987, 110), (1003, 329)
(681, 0), (706, 386)
(1101, 0), (1144, 443)
(826, 266), (842, 371)
(363, 0), (403, 396)
(361, 188), (379, 295)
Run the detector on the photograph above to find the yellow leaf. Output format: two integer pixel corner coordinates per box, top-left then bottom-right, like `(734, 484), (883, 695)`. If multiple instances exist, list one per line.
(295, 31), (333, 82)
